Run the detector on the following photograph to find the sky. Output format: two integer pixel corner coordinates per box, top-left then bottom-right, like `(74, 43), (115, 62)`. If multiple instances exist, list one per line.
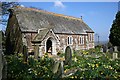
(1, 0), (120, 2)
(0, 1), (118, 42)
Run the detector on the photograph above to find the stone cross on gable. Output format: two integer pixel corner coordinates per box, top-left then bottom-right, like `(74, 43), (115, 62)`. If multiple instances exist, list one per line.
(81, 16), (82, 19)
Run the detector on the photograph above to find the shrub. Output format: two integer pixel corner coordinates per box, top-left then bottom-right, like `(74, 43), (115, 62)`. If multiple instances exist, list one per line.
(6, 51), (120, 79)
(6, 53), (54, 79)
(64, 54), (120, 79)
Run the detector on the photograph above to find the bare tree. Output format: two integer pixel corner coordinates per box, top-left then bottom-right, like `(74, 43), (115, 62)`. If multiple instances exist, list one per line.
(0, 2), (19, 27)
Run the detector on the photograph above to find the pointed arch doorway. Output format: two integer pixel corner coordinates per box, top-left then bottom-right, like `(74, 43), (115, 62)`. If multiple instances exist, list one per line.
(46, 37), (56, 55)
(46, 39), (52, 54)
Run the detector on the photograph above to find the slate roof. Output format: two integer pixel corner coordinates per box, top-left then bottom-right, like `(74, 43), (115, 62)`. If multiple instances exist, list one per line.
(32, 29), (49, 43)
(9, 6), (94, 34)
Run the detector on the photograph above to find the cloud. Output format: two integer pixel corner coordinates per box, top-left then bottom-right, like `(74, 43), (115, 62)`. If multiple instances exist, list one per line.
(54, 0), (65, 8)
(20, 5), (25, 7)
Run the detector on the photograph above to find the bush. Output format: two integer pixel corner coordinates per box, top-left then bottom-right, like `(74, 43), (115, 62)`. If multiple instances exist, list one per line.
(6, 53), (54, 79)
(6, 51), (120, 79)
(64, 54), (120, 79)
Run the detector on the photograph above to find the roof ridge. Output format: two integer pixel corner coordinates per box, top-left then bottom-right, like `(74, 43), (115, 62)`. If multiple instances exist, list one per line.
(13, 6), (83, 21)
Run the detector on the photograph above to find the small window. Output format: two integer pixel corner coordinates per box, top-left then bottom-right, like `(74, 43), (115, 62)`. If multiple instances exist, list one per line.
(89, 33), (93, 41)
(88, 34), (90, 41)
(91, 34), (93, 41)
(80, 36), (84, 44)
(83, 36), (84, 44)
(68, 36), (73, 45)
(80, 36), (82, 44)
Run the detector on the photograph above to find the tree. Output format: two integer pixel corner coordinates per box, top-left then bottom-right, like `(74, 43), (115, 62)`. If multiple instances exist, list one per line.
(109, 11), (120, 46)
(0, 31), (5, 52)
(0, 2), (19, 54)
(0, 2), (19, 27)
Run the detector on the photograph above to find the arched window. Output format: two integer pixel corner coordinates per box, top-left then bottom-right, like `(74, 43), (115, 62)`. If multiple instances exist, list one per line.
(68, 36), (73, 45)
(80, 36), (82, 44)
(89, 33), (93, 41)
(83, 36), (84, 44)
(80, 36), (84, 44)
